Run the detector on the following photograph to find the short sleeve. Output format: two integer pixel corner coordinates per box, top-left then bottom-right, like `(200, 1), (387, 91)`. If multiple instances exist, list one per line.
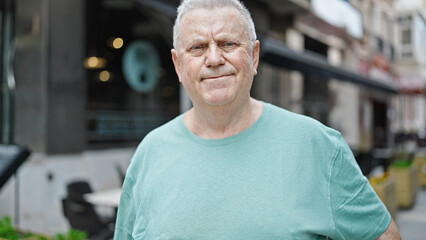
(328, 135), (391, 240)
(114, 143), (145, 240)
(114, 174), (137, 240)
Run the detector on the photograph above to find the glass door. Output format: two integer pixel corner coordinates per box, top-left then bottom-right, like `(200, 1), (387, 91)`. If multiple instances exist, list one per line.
(0, 0), (14, 144)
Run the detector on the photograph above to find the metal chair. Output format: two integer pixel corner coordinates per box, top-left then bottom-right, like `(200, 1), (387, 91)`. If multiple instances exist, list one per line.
(62, 181), (115, 240)
(62, 197), (114, 240)
(66, 180), (93, 200)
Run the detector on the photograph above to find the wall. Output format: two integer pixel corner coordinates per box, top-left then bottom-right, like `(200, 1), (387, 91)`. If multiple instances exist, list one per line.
(14, 0), (46, 152)
(14, 0), (86, 154)
(394, 0), (425, 11)
(46, 0), (86, 154)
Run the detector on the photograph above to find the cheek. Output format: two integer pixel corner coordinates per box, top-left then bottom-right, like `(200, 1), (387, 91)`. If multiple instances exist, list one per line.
(178, 62), (198, 94)
(233, 51), (254, 73)
(180, 59), (201, 81)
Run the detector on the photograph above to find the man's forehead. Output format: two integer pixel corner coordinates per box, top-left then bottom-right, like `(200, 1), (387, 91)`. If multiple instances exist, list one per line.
(175, 6), (250, 50)
(180, 7), (244, 34)
(180, 6), (243, 25)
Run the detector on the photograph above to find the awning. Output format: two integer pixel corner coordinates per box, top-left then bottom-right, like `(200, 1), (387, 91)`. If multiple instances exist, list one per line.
(133, 0), (177, 17)
(396, 74), (426, 94)
(311, 0), (363, 38)
(260, 37), (399, 94)
(0, 144), (30, 189)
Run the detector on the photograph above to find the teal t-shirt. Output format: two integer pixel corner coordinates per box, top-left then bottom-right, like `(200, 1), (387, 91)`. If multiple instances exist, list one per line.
(114, 103), (390, 240)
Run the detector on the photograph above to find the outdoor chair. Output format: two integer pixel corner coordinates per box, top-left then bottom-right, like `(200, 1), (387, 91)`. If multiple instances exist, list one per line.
(62, 180), (116, 239)
(66, 180), (93, 200)
(62, 197), (115, 240)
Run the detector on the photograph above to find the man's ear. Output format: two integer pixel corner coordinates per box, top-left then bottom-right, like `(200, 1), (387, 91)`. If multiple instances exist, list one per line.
(252, 40), (260, 75)
(171, 49), (182, 82)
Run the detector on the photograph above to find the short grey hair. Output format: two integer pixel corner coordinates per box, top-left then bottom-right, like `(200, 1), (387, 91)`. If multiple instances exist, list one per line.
(172, 0), (257, 49)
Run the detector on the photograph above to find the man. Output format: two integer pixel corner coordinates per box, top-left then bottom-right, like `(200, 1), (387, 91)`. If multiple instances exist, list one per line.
(114, 0), (401, 239)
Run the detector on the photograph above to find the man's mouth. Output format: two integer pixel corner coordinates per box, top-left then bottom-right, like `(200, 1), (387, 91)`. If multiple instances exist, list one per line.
(202, 74), (233, 81)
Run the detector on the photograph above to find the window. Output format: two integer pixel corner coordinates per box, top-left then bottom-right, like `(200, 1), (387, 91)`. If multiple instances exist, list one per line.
(401, 51), (413, 58)
(401, 29), (411, 44)
(398, 13), (413, 60)
(377, 37), (384, 53)
(304, 35), (328, 58)
(85, 1), (180, 146)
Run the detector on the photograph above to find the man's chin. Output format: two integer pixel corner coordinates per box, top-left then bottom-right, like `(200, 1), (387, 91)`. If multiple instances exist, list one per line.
(202, 95), (234, 107)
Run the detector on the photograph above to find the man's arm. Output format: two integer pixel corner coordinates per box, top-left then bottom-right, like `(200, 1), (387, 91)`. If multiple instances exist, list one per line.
(376, 219), (401, 240)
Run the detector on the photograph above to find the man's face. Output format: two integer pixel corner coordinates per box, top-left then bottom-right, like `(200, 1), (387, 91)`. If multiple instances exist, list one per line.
(172, 7), (260, 108)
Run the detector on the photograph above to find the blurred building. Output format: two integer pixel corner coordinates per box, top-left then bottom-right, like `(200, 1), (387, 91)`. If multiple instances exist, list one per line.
(350, 0), (399, 170)
(254, 0), (398, 175)
(0, 0), (423, 235)
(392, 0), (426, 141)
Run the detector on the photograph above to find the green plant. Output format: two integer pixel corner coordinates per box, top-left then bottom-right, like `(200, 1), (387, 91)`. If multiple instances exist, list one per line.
(0, 216), (19, 240)
(0, 216), (87, 240)
(391, 159), (412, 168)
(53, 229), (87, 240)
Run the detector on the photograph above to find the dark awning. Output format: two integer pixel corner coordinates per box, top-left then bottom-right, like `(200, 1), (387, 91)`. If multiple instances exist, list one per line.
(133, 0), (177, 17)
(0, 144), (30, 189)
(260, 37), (399, 94)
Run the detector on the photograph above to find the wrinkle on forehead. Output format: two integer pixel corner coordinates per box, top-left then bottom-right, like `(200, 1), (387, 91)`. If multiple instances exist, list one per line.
(177, 7), (250, 49)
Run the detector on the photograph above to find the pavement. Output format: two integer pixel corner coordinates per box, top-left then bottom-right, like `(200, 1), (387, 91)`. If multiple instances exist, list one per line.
(396, 187), (426, 240)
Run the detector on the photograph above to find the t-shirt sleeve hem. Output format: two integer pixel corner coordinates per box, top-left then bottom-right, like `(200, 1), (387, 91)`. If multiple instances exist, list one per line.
(365, 212), (392, 240)
(113, 227), (135, 240)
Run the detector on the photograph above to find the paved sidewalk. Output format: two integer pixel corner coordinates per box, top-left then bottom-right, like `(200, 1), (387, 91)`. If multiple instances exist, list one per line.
(396, 187), (426, 240)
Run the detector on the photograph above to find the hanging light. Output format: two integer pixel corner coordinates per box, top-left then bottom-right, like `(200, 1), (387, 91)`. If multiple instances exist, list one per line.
(99, 70), (111, 82)
(112, 38), (124, 49)
(84, 56), (107, 69)
(107, 37), (124, 49)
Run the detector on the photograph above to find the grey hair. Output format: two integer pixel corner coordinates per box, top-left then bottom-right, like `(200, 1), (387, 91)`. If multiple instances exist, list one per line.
(172, 0), (257, 49)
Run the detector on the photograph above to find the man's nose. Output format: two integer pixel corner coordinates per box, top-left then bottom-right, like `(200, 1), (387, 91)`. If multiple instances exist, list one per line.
(205, 44), (225, 67)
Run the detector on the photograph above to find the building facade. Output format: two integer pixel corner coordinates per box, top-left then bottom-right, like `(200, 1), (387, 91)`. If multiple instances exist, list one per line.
(392, 0), (426, 141)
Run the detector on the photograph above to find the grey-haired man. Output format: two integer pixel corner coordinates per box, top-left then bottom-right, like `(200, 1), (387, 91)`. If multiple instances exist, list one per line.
(114, 0), (400, 239)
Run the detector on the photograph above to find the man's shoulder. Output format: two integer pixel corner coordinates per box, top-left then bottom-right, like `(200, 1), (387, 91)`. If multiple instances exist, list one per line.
(265, 103), (341, 144)
(128, 115), (183, 167)
(142, 114), (183, 144)
(266, 103), (336, 130)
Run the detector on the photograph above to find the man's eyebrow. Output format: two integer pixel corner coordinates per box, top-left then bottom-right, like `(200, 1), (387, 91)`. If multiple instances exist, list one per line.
(185, 37), (207, 46)
(214, 33), (242, 42)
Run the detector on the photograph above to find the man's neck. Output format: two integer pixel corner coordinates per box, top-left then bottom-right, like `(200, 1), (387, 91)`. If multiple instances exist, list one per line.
(184, 98), (263, 139)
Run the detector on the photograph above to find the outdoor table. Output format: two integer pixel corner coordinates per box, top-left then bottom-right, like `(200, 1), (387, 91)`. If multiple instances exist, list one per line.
(84, 187), (122, 208)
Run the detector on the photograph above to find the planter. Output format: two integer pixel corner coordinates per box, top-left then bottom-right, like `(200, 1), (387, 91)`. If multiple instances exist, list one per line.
(389, 160), (417, 208)
(369, 173), (397, 219)
(413, 154), (426, 187)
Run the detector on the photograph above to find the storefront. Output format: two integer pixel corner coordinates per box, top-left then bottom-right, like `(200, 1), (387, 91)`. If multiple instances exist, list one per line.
(3, 0), (183, 153)
(2, 0), (400, 155)
(85, 0), (180, 146)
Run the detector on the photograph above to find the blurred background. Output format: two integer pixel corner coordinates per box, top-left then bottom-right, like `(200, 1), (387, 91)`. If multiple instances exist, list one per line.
(0, 0), (425, 239)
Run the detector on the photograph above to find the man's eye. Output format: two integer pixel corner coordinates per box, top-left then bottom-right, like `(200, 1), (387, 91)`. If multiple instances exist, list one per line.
(190, 45), (203, 51)
(224, 42), (235, 47)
